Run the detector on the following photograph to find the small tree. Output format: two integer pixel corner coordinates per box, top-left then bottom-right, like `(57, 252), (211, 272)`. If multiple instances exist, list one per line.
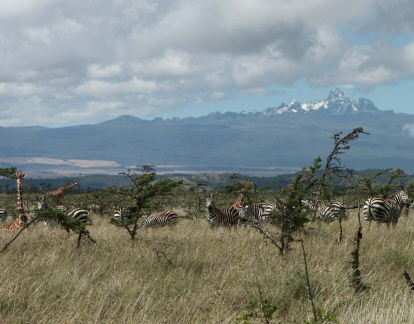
(1, 208), (96, 253)
(0, 167), (17, 179)
(226, 176), (271, 204)
(258, 127), (368, 254)
(317, 127), (369, 202)
(110, 165), (182, 240)
(355, 168), (406, 199)
(260, 157), (321, 256)
(92, 186), (125, 217)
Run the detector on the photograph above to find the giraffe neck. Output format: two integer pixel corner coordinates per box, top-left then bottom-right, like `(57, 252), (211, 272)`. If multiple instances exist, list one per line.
(232, 194), (244, 208)
(63, 182), (77, 191)
(17, 177), (25, 216)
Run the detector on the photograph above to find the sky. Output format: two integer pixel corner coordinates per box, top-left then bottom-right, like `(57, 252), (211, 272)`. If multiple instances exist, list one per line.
(1, 0), (414, 127)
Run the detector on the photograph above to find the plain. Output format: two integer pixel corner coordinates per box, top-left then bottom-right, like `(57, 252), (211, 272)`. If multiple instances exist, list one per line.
(0, 207), (414, 323)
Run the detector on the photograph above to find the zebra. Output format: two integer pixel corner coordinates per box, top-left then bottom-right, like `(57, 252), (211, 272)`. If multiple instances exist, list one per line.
(206, 195), (239, 227)
(301, 199), (354, 222)
(364, 190), (409, 228)
(67, 208), (92, 224)
(113, 206), (138, 221)
(141, 210), (178, 228)
(113, 207), (125, 221)
(33, 196), (91, 228)
(241, 202), (277, 226)
(0, 208), (7, 222)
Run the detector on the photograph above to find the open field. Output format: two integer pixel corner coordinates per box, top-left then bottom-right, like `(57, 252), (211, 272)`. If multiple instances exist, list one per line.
(0, 210), (414, 323)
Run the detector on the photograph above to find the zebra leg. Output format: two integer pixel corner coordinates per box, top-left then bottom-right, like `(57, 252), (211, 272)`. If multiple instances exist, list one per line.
(363, 208), (372, 229)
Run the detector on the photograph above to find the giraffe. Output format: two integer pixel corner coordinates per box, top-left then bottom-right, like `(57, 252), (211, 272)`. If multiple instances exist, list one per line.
(232, 194), (245, 209)
(46, 181), (78, 205)
(0, 171), (28, 230)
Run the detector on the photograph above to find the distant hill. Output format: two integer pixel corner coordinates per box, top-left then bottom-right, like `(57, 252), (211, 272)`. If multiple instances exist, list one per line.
(0, 169), (411, 192)
(1, 89), (414, 176)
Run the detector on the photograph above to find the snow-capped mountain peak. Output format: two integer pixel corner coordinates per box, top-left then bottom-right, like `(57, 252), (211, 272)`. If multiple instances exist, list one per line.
(245, 89), (380, 116)
(326, 88), (346, 102)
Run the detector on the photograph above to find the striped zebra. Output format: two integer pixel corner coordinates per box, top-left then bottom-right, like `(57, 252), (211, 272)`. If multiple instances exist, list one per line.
(241, 202), (277, 226)
(0, 208), (7, 222)
(364, 190), (409, 228)
(67, 208), (92, 224)
(33, 196), (91, 228)
(302, 200), (353, 222)
(113, 206), (138, 221)
(206, 195), (239, 227)
(113, 207), (125, 221)
(141, 210), (178, 228)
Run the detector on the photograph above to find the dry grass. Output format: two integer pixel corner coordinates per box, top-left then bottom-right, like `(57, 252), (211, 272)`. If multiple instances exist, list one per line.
(0, 211), (414, 323)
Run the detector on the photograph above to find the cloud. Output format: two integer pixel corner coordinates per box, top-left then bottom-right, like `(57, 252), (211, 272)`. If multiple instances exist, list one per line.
(74, 78), (159, 97)
(88, 64), (123, 79)
(0, 82), (46, 97)
(0, 0), (413, 126)
(403, 124), (414, 137)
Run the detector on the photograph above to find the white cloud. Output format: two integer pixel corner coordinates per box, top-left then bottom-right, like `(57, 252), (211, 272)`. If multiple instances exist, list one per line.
(0, 0), (414, 126)
(0, 0), (53, 17)
(211, 91), (225, 101)
(0, 82), (46, 97)
(403, 124), (414, 137)
(131, 49), (197, 78)
(22, 26), (52, 45)
(74, 78), (158, 97)
(88, 64), (123, 79)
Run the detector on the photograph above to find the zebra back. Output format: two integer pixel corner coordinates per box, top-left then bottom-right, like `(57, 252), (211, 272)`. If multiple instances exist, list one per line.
(243, 202), (276, 225)
(113, 206), (138, 221)
(34, 197), (60, 228)
(364, 190), (409, 227)
(141, 210), (178, 228)
(302, 200), (347, 222)
(206, 197), (239, 226)
(113, 207), (125, 221)
(68, 208), (92, 224)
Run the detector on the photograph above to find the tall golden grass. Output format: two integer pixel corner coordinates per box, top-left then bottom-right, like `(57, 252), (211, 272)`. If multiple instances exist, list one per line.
(0, 210), (413, 323)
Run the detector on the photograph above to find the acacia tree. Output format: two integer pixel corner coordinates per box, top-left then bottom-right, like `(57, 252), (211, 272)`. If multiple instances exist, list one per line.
(0, 167), (17, 179)
(110, 165), (182, 240)
(258, 127), (369, 254)
(317, 127), (369, 202)
(261, 157), (321, 255)
(355, 168), (406, 198)
(92, 186), (126, 217)
(225, 175), (271, 205)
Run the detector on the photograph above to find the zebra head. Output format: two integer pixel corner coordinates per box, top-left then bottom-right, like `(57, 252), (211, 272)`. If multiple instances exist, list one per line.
(206, 193), (216, 208)
(206, 195), (217, 224)
(301, 199), (315, 209)
(36, 196), (50, 210)
(237, 205), (248, 221)
(393, 190), (409, 207)
(206, 197), (214, 209)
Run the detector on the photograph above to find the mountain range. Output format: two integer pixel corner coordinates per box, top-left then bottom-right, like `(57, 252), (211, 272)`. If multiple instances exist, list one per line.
(1, 89), (414, 177)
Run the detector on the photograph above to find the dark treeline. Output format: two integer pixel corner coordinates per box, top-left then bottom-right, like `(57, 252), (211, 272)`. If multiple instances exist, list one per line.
(0, 169), (412, 193)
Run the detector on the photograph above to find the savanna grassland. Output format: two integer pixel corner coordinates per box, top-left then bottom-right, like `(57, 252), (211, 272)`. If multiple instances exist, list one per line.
(1, 207), (414, 324)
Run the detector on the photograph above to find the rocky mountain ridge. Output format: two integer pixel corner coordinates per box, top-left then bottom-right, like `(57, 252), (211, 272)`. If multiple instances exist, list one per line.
(1, 89), (413, 176)
(237, 88), (381, 117)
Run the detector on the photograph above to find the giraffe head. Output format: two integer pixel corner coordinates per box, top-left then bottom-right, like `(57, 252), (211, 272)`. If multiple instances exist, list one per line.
(233, 194), (245, 207)
(16, 171), (25, 184)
